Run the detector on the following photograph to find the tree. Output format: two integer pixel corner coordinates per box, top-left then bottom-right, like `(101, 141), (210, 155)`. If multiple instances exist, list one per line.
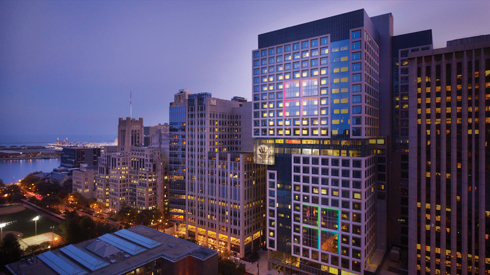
(19, 172), (43, 190)
(80, 216), (97, 240)
(0, 233), (23, 266)
(218, 258), (246, 275)
(115, 205), (138, 224)
(135, 209), (163, 226)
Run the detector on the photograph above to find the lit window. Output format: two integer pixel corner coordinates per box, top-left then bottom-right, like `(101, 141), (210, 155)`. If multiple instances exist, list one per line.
(285, 81), (300, 98)
(302, 79), (319, 97)
(302, 99), (318, 116)
(321, 47), (329, 55)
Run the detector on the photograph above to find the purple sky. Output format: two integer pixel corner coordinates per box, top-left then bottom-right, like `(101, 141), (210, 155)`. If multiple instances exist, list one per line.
(1, 1), (489, 136)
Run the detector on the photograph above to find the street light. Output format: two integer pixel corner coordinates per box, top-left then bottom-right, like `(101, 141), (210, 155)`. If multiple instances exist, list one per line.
(0, 222), (7, 240)
(50, 225), (55, 241)
(32, 216), (40, 236)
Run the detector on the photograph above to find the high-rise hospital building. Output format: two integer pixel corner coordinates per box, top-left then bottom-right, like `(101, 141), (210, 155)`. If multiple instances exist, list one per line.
(251, 9), (444, 275)
(252, 10), (389, 274)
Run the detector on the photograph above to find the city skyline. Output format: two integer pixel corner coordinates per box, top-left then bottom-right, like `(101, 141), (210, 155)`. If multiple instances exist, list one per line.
(1, 1), (490, 136)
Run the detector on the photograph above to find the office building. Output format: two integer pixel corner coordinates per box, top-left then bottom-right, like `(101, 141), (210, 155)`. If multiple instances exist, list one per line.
(183, 92), (265, 257)
(251, 9), (442, 274)
(72, 163), (97, 198)
(168, 89), (190, 230)
(6, 225), (218, 275)
(388, 30), (433, 253)
(60, 147), (101, 168)
(408, 36), (490, 275)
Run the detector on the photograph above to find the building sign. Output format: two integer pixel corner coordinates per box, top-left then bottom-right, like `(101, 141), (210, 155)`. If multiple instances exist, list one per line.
(254, 140), (275, 165)
(210, 99), (217, 106)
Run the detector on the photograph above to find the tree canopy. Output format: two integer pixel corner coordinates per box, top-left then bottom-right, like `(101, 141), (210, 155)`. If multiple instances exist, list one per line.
(59, 211), (118, 245)
(0, 233), (23, 266)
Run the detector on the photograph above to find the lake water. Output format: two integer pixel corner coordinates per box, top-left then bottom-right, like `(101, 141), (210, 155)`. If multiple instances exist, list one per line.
(0, 158), (61, 184)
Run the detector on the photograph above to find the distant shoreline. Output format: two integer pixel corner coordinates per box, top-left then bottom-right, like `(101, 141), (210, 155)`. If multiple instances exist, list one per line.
(0, 156), (60, 161)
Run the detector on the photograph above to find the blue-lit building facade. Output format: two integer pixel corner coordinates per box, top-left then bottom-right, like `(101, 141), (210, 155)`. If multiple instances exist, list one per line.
(168, 89), (190, 229)
(252, 10), (388, 275)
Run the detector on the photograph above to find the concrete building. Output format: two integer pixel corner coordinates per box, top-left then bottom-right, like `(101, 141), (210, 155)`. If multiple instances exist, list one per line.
(183, 92), (265, 257)
(97, 151), (129, 210)
(187, 151), (266, 257)
(6, 225), (218, 275)
(97, 118), (166, 213)
(72, 164), (97, 198)
(118, 117), (144, 153)
(408, 37), (490, 275)
(60, 147), (101, 168)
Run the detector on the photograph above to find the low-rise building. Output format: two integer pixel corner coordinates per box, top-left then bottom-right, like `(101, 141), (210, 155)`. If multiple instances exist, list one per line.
(6, 225), (218, 275)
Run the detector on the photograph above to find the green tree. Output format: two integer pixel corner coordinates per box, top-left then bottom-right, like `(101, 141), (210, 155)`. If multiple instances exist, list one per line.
(0, 233), (23, 266)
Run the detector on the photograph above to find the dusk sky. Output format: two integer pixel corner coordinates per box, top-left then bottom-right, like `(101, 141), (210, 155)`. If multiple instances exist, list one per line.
(1, 1), (489, 137)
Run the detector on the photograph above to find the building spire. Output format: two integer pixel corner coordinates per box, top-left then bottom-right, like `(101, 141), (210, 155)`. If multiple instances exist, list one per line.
(130, 91), (132, 118)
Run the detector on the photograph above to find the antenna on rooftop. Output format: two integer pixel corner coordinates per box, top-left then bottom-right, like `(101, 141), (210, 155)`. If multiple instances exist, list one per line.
(130, 91), (132, 118)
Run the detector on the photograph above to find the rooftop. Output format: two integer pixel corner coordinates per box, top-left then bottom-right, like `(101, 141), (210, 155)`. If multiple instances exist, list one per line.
(6, 225), (217, 275)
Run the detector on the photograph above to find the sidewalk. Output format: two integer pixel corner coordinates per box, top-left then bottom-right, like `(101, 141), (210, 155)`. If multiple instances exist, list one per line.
(243, 250), (281, 275)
